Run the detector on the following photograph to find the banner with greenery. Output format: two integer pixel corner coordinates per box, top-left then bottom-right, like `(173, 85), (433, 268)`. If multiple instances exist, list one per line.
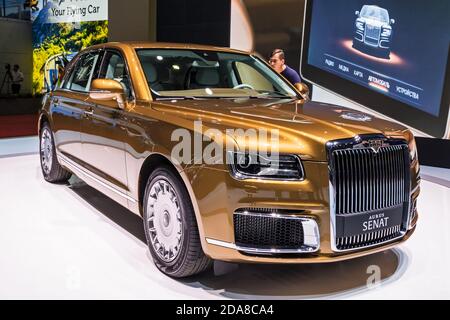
(32, 1), (108, 95)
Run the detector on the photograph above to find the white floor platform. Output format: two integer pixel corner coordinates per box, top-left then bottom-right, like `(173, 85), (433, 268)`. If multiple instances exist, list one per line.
(0, 140), (449, 299)
(0, 136), (38, 158)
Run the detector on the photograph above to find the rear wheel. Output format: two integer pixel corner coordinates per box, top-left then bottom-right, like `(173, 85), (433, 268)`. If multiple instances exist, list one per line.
(143, 166), (212, 278)
(39, 123), (71, 183)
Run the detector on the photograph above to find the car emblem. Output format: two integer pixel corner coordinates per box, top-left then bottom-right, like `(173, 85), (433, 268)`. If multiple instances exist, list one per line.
(366, 139), (384, 153)
(340, 112), (372, 122)
(353, 137), (388, 153)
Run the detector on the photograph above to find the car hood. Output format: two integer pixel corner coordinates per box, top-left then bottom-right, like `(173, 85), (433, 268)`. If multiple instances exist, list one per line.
(151, 98), (409, 161)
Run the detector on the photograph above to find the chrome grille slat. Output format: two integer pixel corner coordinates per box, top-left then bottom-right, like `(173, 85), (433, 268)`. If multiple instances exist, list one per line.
(346, 150), (352, 214)
(377, 150), (382, 209)
(393, 147), (398, 204)
(381, 149), (387, 208)
(398, 146), (403, 202)
(393, 147), (399, 205)
(362, 150), (368, 212)
(368, 149), (373, 211)
(387, 148), (393, 207)
(338, 151), (344, 214)
(357, 149), (363, 212)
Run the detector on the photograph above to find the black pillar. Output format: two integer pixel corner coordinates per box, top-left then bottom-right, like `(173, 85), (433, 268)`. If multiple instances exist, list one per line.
(156, 0), (231, 47)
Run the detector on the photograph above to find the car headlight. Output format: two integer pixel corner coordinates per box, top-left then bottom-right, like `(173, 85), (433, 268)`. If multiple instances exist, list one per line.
(381, 27), (392, 37)
(356, 21), (365, 30)
(228, 152), (305, 181)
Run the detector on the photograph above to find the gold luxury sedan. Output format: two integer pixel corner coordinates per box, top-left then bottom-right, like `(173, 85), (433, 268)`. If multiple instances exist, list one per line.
(38, 42), (420, 277)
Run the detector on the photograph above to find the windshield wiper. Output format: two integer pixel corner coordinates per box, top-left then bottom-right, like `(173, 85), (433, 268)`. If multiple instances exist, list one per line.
(155, 93), (295, 101)
(155, 96), (203, 101)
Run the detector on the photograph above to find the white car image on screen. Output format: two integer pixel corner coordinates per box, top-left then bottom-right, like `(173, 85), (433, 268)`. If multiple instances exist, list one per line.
(353, 5), (396, 59)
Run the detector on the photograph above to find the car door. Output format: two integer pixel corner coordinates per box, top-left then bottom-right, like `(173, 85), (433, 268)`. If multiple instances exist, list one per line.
(81, 49), (131, 202)
(51, 52), (99, 163)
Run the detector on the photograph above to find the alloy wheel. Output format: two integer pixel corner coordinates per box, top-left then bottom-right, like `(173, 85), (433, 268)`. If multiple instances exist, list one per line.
(40, 127), (53, 175)
(146, 178), (183, 263)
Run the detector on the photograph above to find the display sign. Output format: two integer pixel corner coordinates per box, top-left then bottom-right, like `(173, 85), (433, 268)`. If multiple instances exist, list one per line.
(301, 0), (450, 138)
(31, 0), (108, 23)
(31, 0), (108, 94)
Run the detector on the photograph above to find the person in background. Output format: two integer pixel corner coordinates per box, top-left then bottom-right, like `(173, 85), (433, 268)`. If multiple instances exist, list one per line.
(269, 49), (302, 86)
(10, 64), (24, 95)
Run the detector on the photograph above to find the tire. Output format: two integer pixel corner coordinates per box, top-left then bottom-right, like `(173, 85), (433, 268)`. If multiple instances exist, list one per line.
(39, 122), (72, 183)
(143, 166), (212, 278)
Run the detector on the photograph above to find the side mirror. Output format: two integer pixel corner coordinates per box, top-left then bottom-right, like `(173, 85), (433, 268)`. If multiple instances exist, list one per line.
(355, 11), (360, 16)
(294, 82), (310, 101)
(390, 19), (396, 24)
(89, 79), (126, 109)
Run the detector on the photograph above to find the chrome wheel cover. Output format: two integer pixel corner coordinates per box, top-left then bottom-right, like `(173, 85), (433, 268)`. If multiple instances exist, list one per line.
(146, 179), (183, 263)
(40, 128), (53, 175)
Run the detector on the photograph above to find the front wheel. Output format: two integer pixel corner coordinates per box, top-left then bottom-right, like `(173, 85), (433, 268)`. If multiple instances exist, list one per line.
(143, 167), (212, 278)
(39, 123), (72, 183)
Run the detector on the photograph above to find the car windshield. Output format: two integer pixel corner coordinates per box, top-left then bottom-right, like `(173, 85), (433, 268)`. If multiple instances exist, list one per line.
(360, 6), (389, 23)
(136, 49), (298, 100)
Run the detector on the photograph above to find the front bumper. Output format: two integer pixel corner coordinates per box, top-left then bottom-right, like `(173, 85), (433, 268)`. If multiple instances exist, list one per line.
(184, 160), (419, 264)
(204, 223), (416, 264)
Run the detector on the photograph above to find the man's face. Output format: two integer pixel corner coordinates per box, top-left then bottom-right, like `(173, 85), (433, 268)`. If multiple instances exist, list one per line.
(13, 66), (18, 72)
(269, 53), (285, 73)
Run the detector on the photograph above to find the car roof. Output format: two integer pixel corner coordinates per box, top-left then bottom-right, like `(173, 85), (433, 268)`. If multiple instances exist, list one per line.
(87, 42), (251, 55)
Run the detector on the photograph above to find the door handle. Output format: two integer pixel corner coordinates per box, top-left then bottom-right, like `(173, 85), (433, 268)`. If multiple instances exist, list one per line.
(84, 108), (94, 117)
(53, 98), (59, 104)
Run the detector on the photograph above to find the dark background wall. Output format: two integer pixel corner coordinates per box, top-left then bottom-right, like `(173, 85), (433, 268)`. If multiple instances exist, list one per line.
(109, 0), (156, 42)
(156, 0), (231, 47)
(242, 0), (305, 72)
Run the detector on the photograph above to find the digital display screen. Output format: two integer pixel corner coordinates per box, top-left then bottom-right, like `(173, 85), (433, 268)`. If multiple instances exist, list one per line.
(307, 0), (450, 117)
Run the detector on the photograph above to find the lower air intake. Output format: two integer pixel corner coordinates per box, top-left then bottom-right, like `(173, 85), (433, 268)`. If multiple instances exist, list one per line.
(233, 209), (305, 250)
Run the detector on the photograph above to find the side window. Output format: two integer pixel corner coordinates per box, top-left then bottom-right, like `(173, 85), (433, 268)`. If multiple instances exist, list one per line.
(99, 51), (132, 98)
(62, 59), (81, 90)
(234, 62), (274, 92)
(66, 52), (100, 92)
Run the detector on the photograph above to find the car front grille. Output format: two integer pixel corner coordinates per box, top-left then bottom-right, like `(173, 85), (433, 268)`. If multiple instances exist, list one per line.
(365, 25), (381, 44)
(332, 145), (408, 215)
(233, 209), (304, 250)
(328, 136), (411, 251)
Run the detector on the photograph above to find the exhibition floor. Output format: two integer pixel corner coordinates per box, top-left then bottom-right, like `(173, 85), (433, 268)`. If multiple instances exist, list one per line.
(0, 137), (449, 299)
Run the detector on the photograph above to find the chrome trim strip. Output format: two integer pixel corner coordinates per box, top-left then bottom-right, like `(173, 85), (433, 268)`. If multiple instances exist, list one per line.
(444, 104), (450, 139)
(58, 153), (137, 203)
(234, 210), (308, 220)
(206, 238), (319, 255)
(411, 184), (420, 195)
